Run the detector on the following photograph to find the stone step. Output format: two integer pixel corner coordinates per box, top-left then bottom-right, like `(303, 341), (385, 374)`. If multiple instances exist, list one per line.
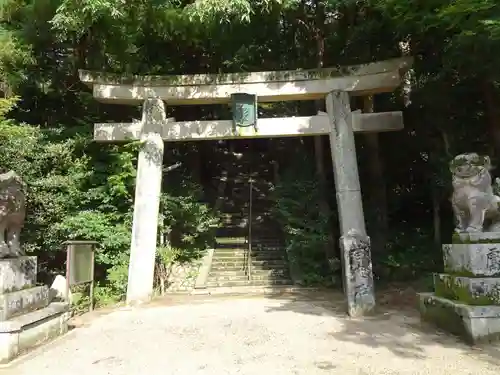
(213, 254), (286, 262)
(215, 245), (247, 251)
(210, 265), (246, 272)
(222, 249), (285, 255)
(251, 252), (286, 259)
(0, 285), (50, 321)
(252, 246), (285, 252)
(206, 279), (292, 288)
(253, 242), (285, 248)
(212, 258), (286, 266)
(209, 269), (289, 277)
(0, 302), (69, 363)
(210, 266), (288, 274)
(207, 273), (248, 283)
(208, 275), (290, 284)
(251, 273), (290, 281)
(211, 259), (287, 267)
(216, 224), (248, 232)
(214, 248), (284, 255)
(215, 237), (247, 245)
(210, 263), (288, 272)
(213, 249), (248, 256)
(212, 253), (285, 261)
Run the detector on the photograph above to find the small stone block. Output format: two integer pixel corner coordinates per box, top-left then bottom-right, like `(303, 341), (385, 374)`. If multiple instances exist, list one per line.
(340, 230), (375, 317)
(455, 232), (500, 243)
(0, 257), (37, 294)
(418, 292), (500, 344)
(443, 243), (500, 276)
(0, 286), (50, 321)
(434, 274), (500, 305)
(0, 302), (69, 363)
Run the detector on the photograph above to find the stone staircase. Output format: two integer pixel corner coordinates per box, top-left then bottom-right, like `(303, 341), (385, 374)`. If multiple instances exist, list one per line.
(206, 141), (293, 289)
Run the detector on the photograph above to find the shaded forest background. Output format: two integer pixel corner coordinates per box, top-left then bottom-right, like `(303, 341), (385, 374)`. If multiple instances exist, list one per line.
(0, 0), (499, 304)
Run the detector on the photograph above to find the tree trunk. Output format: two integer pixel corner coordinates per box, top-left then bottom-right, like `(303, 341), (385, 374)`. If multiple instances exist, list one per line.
(312, 0), (336, 260)
(482, 81), (500, 158)
(363, 96), (388, 262)
(431, 181), (441, 247)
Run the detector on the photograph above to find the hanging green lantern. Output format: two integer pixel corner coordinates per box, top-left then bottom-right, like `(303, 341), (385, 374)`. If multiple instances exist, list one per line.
(231, 93), (257, 130)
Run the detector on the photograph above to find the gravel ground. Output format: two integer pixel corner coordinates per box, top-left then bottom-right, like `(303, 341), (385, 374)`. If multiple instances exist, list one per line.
(3, 294), (500, 375)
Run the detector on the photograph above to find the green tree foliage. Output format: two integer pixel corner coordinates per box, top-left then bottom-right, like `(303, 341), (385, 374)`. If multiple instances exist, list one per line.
(0, 95), (218, 303)
(272, 153), (337, 286)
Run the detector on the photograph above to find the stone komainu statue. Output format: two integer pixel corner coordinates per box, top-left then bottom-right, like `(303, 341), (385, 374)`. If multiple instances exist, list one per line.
(451, 153), (500, 233)
(0, 170), (26, 258)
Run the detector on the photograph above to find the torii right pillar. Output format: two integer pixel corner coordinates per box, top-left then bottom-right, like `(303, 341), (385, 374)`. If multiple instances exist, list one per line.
(326, 91), (376, 317)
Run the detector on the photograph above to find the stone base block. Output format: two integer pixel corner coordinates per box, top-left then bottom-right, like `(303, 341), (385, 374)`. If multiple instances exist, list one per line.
(443, 240), (500, 276)
(0, 286), (50, 321)
(455, 232), (500, 243)
(340, 231), (375, 317)
(0, 257), (37, 294)
(0, 302), (69, 363)
(434, 274), (500, 305)
(418, 292), (500, 344)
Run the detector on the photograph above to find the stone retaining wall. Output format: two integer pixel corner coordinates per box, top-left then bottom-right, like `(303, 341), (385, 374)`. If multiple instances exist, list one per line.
(165, 261), (202, 292)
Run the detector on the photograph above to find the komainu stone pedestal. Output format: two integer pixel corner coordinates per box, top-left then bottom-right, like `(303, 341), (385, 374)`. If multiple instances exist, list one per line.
(418, 232), (500, 344)
(0, 257), (70, 363)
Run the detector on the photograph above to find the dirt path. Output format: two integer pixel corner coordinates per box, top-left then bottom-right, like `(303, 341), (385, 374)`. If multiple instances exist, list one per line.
(2, 291), (499, 375)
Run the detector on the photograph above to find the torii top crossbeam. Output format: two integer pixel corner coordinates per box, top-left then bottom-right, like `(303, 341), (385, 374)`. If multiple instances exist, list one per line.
(79, 57), (412, 106)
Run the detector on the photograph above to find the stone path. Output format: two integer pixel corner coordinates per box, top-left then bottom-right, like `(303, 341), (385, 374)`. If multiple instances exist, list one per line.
(3, 293), (500, 375)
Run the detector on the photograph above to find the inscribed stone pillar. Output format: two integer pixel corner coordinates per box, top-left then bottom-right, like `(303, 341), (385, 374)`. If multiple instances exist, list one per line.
(126, 98), (166, 305)
(326, 91), (375, 317)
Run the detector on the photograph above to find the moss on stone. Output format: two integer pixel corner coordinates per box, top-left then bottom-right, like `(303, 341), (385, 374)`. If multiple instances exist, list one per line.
(442, 267), (478, 277)
(443, 267), (500, 277)
(79, 57), (412, 87)
(1, 284), (38, 294)
(434, 274), (500, 305)
(451, 233), (500, 244)
(420, 296), (472, 343)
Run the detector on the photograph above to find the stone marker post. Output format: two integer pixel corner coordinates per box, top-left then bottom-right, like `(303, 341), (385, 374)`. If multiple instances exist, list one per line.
(326, 91), (375, 317)
(126, 98), (166, 305)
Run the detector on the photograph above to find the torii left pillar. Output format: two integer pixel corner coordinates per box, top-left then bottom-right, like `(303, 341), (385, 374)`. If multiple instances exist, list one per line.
(126, 98), (166, 305)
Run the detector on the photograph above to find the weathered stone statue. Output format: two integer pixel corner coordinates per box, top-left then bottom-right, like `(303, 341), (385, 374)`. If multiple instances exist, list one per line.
(418, 153), (500, 345)
(450, 153), (500, 233)
(0, 170), (69, 364)
(0, 170), (26, 258)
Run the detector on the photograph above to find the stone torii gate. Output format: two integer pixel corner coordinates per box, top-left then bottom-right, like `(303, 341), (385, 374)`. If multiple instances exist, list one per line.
(79, 57), (412, 315)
